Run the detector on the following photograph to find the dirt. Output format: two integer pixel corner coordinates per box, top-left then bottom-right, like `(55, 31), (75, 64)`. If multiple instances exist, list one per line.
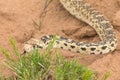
(0, 0), (120, 80)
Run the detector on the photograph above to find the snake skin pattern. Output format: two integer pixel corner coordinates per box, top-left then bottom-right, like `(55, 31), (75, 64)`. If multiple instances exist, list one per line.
(23, 0), (117, 54)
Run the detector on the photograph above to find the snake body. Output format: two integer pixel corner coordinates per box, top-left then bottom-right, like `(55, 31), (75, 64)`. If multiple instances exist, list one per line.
(23, 0), (117, 54)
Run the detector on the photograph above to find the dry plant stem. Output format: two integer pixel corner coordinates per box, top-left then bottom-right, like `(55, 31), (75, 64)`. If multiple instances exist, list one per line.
(38, 0), (53, 29)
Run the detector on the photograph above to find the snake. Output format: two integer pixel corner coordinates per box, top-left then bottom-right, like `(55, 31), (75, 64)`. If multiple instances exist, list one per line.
(23, 0), (117, 54)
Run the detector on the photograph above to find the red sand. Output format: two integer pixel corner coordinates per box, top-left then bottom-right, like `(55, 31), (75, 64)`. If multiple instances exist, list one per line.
(0, 0), (120, 79)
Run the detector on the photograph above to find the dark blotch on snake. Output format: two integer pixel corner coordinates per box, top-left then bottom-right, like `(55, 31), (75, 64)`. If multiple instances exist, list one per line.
(68, 49), (71, 51)
(109, 50), (112, 52)
(81, 47), (86, 51)
(90, 48), (96, 51)
(96, 16), (105, 22)
(100, 52), (103, 54)
(76, 51), (80, 53)
(37, 45), (43, 49)
(91, 52), (95, 54)
(101, 22), (110, 29)
(101, 46), (107, 50)
(33, 45), (36, 48)
(64, 43), (67, 46)
(42, 36), (48, 39)
(60, 36), (67, 40)
(71, 45), (75, 48)
(61, 47), (63, 49)
(56, 41), (59, 44)
(71, 40), (76, 43)
(111, 44), (114, 47)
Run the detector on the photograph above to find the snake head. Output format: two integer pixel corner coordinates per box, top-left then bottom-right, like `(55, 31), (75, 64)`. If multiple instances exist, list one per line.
(23, 38), (46, 54)
(23, 35), (54, 54)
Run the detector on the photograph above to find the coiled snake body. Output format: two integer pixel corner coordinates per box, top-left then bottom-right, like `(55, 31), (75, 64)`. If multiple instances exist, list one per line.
(23, 0), (117, 54)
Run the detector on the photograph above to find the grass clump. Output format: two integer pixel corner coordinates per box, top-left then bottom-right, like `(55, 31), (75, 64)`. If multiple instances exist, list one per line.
(54, 56), (94, 80)
(0, 36), (96, 80)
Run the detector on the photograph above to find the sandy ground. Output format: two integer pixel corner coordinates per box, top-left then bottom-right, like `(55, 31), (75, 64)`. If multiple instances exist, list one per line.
(0, 0), (120, 80)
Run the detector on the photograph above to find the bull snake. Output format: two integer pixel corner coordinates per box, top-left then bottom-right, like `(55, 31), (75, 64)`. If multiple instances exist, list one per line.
(23, 0), (117, 54)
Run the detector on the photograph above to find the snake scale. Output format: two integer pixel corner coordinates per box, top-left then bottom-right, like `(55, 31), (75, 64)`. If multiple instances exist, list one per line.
(23, 0), (117, 54)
